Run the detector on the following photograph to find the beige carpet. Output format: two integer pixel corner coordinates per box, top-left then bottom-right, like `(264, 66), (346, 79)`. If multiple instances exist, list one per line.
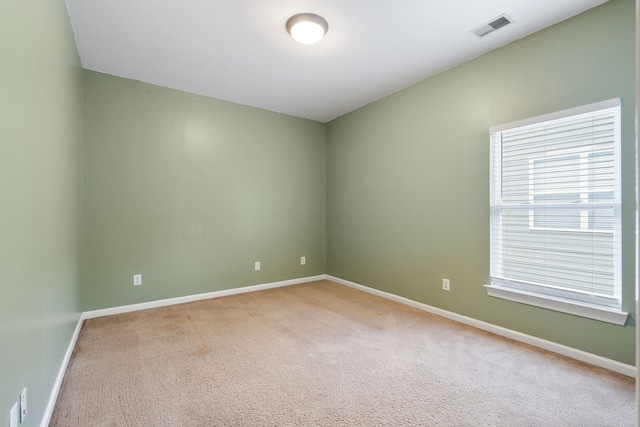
(51, 280), (634, 426)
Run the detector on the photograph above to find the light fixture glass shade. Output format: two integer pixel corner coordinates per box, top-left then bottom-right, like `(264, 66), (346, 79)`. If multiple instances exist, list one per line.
(286, 13), (328, 45)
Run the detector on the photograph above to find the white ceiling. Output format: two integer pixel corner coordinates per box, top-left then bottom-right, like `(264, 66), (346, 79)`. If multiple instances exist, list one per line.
(65, 0), (608, 123)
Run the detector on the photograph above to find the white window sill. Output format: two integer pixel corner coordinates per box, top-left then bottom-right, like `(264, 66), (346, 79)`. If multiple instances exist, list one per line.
(484, 284), (628, 326)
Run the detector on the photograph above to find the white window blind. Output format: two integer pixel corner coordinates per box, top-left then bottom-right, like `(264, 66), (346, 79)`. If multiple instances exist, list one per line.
(489, 99), (621, 310)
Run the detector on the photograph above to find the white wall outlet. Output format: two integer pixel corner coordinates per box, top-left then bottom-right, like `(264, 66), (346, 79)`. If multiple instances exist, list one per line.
(133, 274), (142, 286)
(254, 261), (261, 271)
(442, 278), (450, 291)
(19, 388), (27, 423)
(300, 256), (306, 265)
(9, 402), (18, 427)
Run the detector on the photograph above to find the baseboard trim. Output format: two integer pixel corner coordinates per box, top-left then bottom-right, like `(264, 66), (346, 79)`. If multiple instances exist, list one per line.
(327, 275), (636, 378)
(40, 314), (84, 427)
(82, 275), (327, 320)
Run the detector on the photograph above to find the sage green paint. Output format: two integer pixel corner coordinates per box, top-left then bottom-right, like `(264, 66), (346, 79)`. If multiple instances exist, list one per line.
(0, 4), (635, 425)
(81, 71), (326, 311)
(0, 0), (82, 425)
(326, 0), (636, 364)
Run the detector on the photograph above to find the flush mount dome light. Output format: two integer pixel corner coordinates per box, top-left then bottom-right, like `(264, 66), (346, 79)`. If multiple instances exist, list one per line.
(286, 13), (328, 45)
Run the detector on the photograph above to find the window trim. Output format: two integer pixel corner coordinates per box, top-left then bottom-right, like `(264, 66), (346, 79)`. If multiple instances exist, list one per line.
(489, 98), (621, 133)
(487, 98), (625, 324)
(484, 283), (628, 325)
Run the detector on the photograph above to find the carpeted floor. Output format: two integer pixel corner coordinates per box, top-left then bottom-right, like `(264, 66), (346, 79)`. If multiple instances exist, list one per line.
(50, 280), (635, 426)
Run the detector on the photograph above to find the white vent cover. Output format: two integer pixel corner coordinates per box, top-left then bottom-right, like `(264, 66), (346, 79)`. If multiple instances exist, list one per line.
(471, 14), (513, 38)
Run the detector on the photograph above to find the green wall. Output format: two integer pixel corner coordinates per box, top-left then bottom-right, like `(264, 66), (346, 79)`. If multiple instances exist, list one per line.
(327, 0), (636, 364)
(0, 1), (636, 424)
(0, 0), (82, 425)
(81, 71), (326, 311)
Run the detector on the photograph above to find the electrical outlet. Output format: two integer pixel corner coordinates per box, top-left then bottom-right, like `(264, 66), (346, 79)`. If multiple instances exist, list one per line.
(442, 278), (450, 291)
(300, 256), (306, 265)
(133, 274), (142, 286)
(19, 388), (26, 423)
(9, 402), (18, 427)
(254, 261), (261, 271)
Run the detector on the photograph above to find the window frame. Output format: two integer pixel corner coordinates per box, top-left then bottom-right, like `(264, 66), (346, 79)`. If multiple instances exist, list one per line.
(486, 98), (627, 325)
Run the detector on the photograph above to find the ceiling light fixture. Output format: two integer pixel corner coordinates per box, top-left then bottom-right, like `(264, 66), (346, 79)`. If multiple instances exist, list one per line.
(286, 13), (328, 45)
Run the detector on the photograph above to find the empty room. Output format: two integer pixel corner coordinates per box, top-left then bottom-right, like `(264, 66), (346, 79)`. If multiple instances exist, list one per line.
(2, 0), (639, 425)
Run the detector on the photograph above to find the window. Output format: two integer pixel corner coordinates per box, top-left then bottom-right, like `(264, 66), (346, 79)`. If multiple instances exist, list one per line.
(487, 99), (626, 325)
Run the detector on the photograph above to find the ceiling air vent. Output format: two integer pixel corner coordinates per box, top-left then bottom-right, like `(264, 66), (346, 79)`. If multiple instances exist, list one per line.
(471, 14), (513, 38)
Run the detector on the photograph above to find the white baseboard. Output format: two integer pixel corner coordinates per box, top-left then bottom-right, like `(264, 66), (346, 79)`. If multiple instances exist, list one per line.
(40, 314), (84, 427)
(82, 275), (327, 320)
(327, 275), (636, 378)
